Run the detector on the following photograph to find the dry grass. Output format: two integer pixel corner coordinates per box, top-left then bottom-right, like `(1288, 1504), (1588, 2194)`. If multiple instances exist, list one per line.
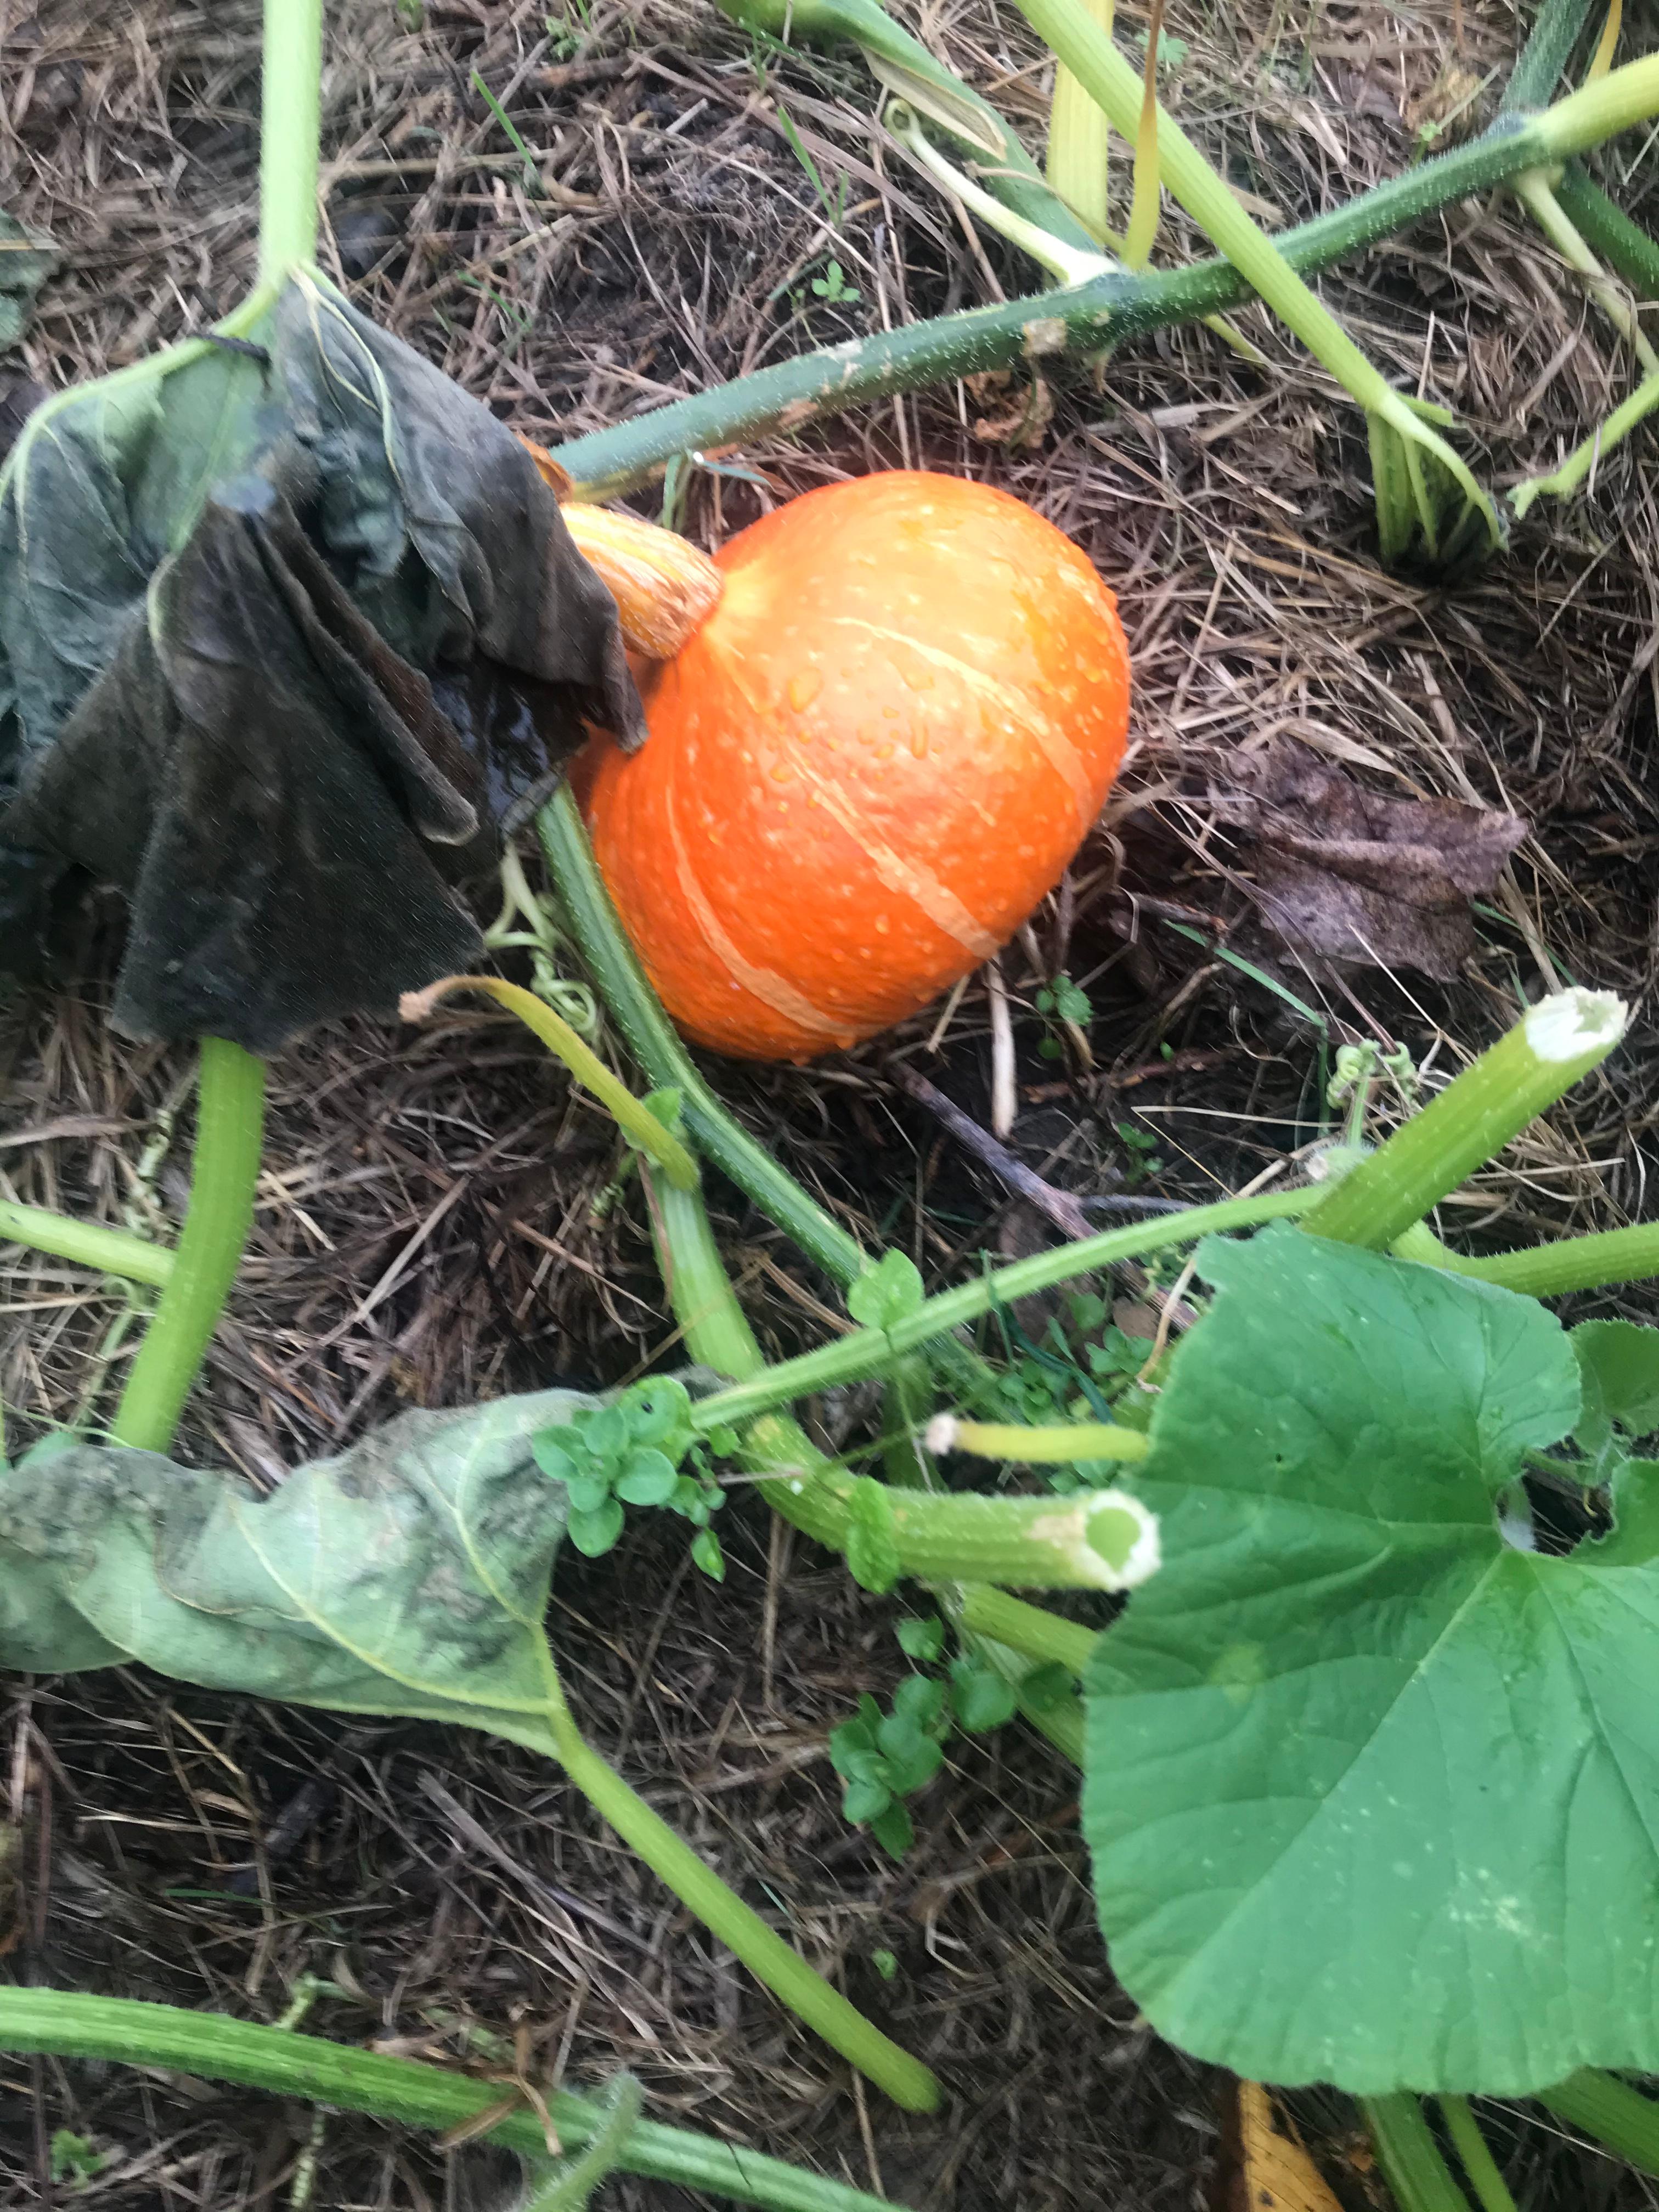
(4, 0), (1659, 2205)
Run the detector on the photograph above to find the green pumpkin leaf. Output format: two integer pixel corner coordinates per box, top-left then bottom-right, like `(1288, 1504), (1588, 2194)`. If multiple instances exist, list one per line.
(847, 1250), (925, 1331)
(1082, 1224), (1659, 2095)
(1571, 1318), (1659, 1463)
(0, 1391), (595, 1731)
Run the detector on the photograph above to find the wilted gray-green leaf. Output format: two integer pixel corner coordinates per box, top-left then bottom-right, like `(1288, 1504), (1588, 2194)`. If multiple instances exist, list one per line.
(0, 1389), (596, 1733)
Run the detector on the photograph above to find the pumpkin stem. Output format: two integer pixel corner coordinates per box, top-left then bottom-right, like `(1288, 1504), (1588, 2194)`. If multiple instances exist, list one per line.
(520, 436), (724, 658)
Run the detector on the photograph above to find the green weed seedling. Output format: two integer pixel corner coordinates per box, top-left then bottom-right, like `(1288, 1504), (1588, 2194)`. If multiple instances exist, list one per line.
(830, 1619), (1020, 1855)
(1034, 972), (1091, 1060)
(532, 1376), (729, 1578)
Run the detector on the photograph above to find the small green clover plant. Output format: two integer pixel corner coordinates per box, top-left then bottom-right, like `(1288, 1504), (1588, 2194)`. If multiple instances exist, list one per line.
(828, 1616), (1026, 1856)
(532, 1378), (729, 1579)
(49, 2131), (106, 2189)
(1034, 972), (1091, 1060)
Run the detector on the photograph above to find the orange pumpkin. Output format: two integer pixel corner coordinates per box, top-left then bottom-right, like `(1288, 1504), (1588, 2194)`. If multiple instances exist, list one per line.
(583, 471), (1131, 1060)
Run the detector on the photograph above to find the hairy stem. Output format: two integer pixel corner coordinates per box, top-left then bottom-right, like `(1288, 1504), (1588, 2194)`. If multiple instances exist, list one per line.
(1513, 169), (1659, 370)
(954, 1587), (1098, 1674)
(0, 1203), (173, 1288)
(648, 1170), (1156, 1588)
(258, 0), (323, 283)
(1554, 162), (1659, 296)
(1499, 0), (1593, 111)
(1304, 990), (1626, 1251)
(110, 1040), (266, 1454)
(1438, 2100), (1520, 2212)
(1010, 0), (1495, 539)
(519, 1672), (939, 2113)
(400, 974), (698, 1190)
(0, 1989), (900, 2212)
(554, 52), (1659, 500)
(1362, 2096), (1474, 2212)
(1537, 2070), (1659, 2176)
(690, 1188), (1317, 1429)
(537, 789), (866, 1285)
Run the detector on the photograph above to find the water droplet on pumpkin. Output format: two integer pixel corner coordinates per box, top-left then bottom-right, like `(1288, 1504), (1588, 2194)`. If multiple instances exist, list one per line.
(875, 742), (895, 763)
(788, 669), (823, 710)
(910, 731), (929, 759)
(901, 661), (934, 693)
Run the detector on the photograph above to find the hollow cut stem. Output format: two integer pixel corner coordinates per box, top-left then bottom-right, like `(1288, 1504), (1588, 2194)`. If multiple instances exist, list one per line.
(1304, 989), (1626, 1252)
(647, 1169), (1156, 1589)
(110, 1040), (266, 1454)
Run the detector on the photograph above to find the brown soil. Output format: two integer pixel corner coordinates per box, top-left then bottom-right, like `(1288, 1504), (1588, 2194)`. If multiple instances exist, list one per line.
(3, 0), (1659, 2207)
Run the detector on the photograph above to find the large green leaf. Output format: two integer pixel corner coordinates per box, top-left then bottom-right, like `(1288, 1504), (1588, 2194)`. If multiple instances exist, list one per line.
(0, 1390), (594, 1735)
(1083, 1225), (1659, 2094)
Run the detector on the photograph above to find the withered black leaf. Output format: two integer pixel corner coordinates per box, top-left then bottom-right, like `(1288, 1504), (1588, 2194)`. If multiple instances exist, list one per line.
(0, 275), (641, 1050)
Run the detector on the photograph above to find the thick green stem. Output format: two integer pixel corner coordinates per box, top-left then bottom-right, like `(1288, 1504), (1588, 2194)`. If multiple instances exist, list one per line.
(1534, 57), (1659, 159)
(1537, 2070), (1659, 2176)
(538, 790), (866, 1287)
(955, 1587), (1097, 1675)
(110, 1040), (266, 1454)
(258, 0), (323, 284)
(932, 1416), (1148, 1464)
(1554, 163), (1659, 296)
(0, 1989), (900, 2212)
(691, 1188), (1316, 1429)
(554, 52), (1659, 500)
(1304, 990), (1626, 1251)
(649, 1171), (1155, 1588)
(1008, 0), (1494, 538)
(1362, 2096), (1474, 2212)
(1407, 1219), (1659, 1297)
(518, 1682), (940, 2113)
(1500, 0), (1593, 111)
(538, 789), (1001, 1417)
(1513, 169), (1659, 370)
(403, 974), (697, 1190)
(0, 1203), (173, 1288)
(1438, 2100), (1520, 2212)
